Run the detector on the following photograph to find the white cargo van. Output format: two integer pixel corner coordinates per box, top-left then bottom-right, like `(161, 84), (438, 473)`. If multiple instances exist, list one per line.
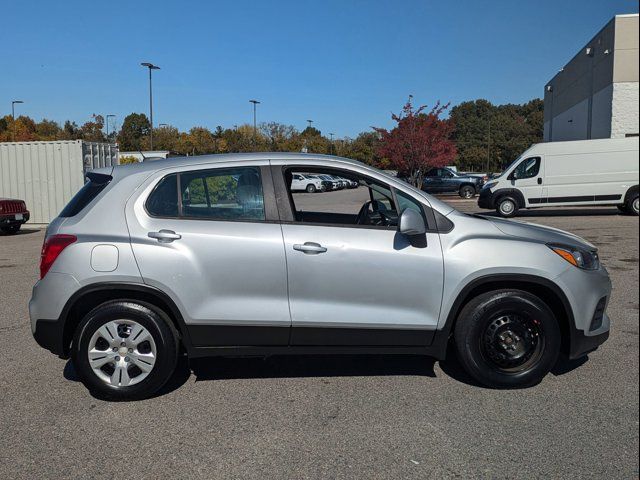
(478, 138), (639, 217)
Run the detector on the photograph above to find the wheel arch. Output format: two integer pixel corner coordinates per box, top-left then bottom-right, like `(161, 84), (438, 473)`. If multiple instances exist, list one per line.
(433, 274), (575, 358)
(624, 184), (639, 202)
(493, 188), (526, 208)
(60, 283), (192, 357)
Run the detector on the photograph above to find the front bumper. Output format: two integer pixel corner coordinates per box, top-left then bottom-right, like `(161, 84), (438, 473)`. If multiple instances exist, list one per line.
(478, 188), (494, 209)
(0, 211), (30, 225)
(570, 326), (609, 360)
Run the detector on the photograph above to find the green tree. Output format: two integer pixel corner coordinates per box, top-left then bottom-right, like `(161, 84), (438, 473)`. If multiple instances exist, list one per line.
(117, 113), (150, 151)
(35, 119), (62, 140)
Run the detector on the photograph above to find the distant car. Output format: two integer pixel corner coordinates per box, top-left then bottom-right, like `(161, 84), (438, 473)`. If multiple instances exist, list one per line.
(338, 176), (359, 188)
(290, 173), (328, 193)
(0, 198), (30, 234)
(422, 168), (484, 198)
(318, 174), (341, 190)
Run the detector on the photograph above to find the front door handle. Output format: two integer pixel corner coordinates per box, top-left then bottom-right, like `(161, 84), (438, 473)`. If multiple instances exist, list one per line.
(293, 242), (327, 254)
(537, 178), (543, 185)
(148, 229), (182, 243)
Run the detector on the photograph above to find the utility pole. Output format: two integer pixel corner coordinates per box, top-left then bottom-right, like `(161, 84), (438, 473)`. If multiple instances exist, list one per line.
(11, 100), (24, 142)
(141, 62), (160, 150)
(249, 99), (260, 144)
(486, 116), (492, 173)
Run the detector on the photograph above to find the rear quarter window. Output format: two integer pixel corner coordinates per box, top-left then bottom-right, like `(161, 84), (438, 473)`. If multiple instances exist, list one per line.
(59, 173), (112, 217)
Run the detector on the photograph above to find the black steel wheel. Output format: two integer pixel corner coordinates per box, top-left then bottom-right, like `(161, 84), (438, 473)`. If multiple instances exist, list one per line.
(454, 289), (560, 388)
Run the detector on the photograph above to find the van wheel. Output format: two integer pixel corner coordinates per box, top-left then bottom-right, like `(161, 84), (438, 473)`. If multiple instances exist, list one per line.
(625, 192), (639, 216)
(454, 290), (560, 388)
(72, 300), (179, 400)
(496, 197), (518, 218)
(306, 184), (317, 193)
(459, 185), (476, 199)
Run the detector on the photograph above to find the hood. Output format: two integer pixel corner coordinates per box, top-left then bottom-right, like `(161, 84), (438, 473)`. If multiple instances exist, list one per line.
(485, 216), (597, 251)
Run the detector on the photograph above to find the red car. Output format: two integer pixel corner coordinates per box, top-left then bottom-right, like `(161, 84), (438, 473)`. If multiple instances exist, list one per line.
(0, 198), (30, 234)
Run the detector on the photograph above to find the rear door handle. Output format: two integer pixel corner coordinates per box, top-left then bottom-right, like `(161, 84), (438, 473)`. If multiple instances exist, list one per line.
(293, 242), (327, 254)
(148, 229), (181, 243)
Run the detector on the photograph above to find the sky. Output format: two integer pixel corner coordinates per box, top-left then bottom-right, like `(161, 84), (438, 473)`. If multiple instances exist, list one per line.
(1, 0), (638, 138)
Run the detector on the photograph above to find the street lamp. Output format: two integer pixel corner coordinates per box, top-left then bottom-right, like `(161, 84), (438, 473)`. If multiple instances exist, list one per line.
(141, 62), (160, 150)
(106, 114), (115, 142)
(329, 132), (335, 155)
(249, 99), (260, 141)
(11, 100), (24, 142)
(307, 119), (314, 129)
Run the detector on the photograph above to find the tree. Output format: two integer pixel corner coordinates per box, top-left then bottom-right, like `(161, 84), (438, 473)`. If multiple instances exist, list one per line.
(79, 114), (105, 142)
(117, 113), (150, 150)
(450, 99), (543, 172)
(374, 98), (457, 188)
(35, 119), (62, 140)
(61, 120), (82, 140)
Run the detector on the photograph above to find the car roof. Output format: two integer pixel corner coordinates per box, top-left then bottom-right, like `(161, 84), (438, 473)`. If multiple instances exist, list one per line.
(104, 152), (365, 177)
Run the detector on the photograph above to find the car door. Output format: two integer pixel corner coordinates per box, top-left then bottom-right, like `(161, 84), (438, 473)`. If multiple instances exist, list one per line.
(125, 162), (291, 347)
(439, 168), (458, 193)
(510, 156), (545, 206)
(272, 161), (444, 346)
(422, 168), (441, 192)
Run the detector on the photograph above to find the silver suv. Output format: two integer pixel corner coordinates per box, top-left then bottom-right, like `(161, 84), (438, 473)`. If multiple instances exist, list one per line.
(30, 153), (611, 399)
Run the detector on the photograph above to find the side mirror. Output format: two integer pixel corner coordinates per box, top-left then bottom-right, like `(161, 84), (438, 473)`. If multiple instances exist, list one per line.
(399, 208), (426, 236)
(510, 170), (519, 181)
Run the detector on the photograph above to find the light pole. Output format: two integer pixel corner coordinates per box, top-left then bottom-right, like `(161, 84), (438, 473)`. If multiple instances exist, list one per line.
(106, 114), (115, 142)
(11, 100), (24, 142)
(249, 100), (260, 143)
(329, 132), (335, 154)
(307, 119), (314, 130)
(141, 62), (160, 150)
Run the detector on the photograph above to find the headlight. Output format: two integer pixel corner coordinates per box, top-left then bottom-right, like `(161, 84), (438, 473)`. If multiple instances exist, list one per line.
(548, 244), (600, 270)
(483, 180), (498, 190)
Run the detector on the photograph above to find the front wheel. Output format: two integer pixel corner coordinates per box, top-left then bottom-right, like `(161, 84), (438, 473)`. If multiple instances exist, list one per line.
(496, 196), (518, 218)
(454, 290), (560, 388)
(306, 184), (317, 193)
(459, 185), (476, 199)
(72, 301), (179, 400)
(0, 224), (20, 235)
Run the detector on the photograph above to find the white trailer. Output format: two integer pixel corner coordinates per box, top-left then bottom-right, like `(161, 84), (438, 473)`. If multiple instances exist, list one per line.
(0, 140), (118, 224)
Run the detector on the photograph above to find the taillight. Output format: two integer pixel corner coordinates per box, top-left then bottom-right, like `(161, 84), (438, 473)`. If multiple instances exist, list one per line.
(40, 234), (77, 279)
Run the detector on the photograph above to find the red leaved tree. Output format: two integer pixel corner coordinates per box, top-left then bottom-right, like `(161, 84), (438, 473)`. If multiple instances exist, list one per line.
(374, 97), (457, 189)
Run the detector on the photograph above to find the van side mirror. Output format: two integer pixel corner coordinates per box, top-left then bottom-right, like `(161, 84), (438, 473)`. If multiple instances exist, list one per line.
(399, 209), (426, 236)
(510, 170), (519, 181)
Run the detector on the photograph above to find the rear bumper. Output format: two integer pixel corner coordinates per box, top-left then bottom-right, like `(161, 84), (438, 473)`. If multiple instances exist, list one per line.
(33, 318), (67, 357)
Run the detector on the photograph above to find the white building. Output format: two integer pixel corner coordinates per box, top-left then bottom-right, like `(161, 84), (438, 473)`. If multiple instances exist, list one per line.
(544, 14), (639, 142)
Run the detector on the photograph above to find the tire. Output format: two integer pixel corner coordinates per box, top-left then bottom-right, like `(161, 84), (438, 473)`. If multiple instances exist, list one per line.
(0, 224), (20, 235)
(624, 191), (639, 216)
(306, 184), (317, 193)
(496, 196), (519, 218)
(72, 300), (179, 400)
(454, 289), (561, 388)
(459, 185), (476, 199)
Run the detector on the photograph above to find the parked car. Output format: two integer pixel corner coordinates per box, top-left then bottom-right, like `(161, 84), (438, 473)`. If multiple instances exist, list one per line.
(478, 137), (639, 217)
(422, 167), (484, 198)
(290, 173), (329, 193)
(339, 176), (359, 188)
(0, 198), (30, 234)
(318, 174), (342, 190)
(31, 153), (611, 399)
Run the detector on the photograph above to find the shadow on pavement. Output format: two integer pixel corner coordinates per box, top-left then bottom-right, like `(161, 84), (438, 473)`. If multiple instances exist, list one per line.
(191, 354), (437, 381)
(0, 227), (41, 236)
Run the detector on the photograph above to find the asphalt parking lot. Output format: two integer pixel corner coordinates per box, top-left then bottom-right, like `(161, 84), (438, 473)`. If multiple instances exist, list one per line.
(0, 197), (638, 479)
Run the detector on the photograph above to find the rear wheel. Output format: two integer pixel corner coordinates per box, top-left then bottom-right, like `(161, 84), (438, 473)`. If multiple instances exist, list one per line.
(306, 184), (317, 193)
(625, 191), (639, 216)
(454, 290), (560, 388)
(72, 301), (179, 400)
(459, 185), (476, 199)
(496, 196), (518, 218)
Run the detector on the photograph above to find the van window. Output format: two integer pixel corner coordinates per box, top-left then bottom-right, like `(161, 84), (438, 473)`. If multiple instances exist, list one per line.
(513, 157), (541, 179)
